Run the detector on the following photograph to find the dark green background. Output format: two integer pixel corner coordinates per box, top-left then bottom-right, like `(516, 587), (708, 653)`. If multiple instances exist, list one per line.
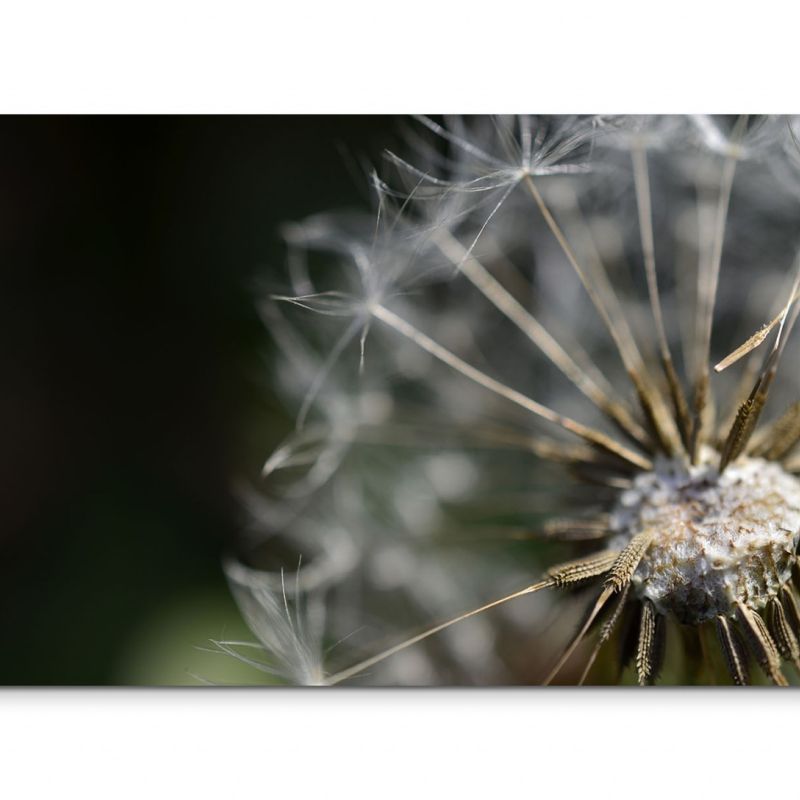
(0, 116), (398, 684)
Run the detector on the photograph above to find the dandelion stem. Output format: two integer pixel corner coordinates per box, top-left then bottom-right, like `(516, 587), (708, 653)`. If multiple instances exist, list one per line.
(431, 227), (650, 447)
(578, 583), (630, 685)
(353, 420), (608, 467)
(690, 117), (746, 462)
(522, 173), (680, 456)
(719, 254), (800, 471)
(631, 141), (692, 451)
(631, 143), (668, 360)
(326, 579), (554, 685)
(542, 585), (615, 685)
(371, 303), (652, 470)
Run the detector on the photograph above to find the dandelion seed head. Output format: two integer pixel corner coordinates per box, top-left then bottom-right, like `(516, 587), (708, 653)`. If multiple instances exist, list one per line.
(610, 452), (800, 625)
(227, 115), (800, 686)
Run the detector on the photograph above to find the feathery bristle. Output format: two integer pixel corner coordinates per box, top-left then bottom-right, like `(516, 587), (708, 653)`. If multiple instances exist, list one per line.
(767, 598), (800, 671)
(689, 373), (710, 464)
(544, 533), (654, 684)
(629, 369), (683, 457)
(662, 355), (694, 453)
(736, 602), (788, 686)
(546, 550), (620, 587)
(779, 584), (800, 637)
(719, 257), (800, 472)
(604, 530), (654, 593)
(578, 583), (631, 685)
(716, 615), (750, 686)
(714, 324), (773, 373)
(527, 437), (610, 466)
(542, 515), (611, 541)
(719, 393), (767, 471)
(635, 599), (664, 686)
(715, 288), (800, 373)
(751, 400), (800, 461)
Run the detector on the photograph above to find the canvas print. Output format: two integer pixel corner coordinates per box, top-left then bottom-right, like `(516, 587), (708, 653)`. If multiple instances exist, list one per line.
(8, 115), (800, 686)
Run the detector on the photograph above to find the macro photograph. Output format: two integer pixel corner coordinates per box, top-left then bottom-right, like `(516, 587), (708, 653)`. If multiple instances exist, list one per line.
(6, 6), (800, 800)
(7, 114), (800, 688)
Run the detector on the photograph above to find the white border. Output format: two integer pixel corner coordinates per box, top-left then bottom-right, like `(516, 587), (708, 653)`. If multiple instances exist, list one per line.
(0, 0), (796, 112)
(2, 690), (797, 798)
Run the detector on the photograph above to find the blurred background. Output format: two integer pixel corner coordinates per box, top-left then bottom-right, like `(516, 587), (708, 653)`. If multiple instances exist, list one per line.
(0, 116), (399, 684)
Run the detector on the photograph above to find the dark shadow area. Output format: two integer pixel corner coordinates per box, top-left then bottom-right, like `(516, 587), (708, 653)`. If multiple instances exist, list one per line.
(0, 116), (397, 684)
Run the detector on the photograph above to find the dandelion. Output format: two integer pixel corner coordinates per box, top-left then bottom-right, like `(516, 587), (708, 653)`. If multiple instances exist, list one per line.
(228, 115), (800, 685)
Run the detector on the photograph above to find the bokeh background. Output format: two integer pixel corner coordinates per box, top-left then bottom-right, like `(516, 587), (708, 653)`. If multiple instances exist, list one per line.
(0, 116), (398, 684)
